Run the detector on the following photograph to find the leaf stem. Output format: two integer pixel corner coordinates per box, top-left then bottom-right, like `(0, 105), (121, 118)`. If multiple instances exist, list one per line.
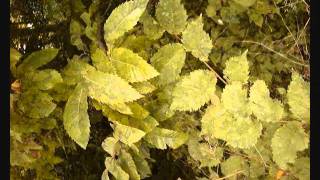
(203, 61), (228, 85)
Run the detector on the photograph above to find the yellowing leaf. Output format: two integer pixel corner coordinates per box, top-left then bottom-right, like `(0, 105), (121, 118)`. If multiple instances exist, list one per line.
(223, 50), (249, 84)
(63, 84), (90, 149)
(131, 81), (157, 94)
(17, 90), (56, 119)
(212, 105), (262, 149)
(249, 80), (284, 122)
(182, 15), (213, 62)
(221, 81), (248, 116)
(287, 72), (310, 122)
(110, 48), (159, 83)
(144, 127), (188, 149)
(91, 48), (116, 74)
(140, 11), (164, 40)
(104, 157), (129, 180)
(17, 48), (59, 77)
(104, 0), (148, 45)
(271, 122), (309, 169)
(113, 122), (146, 146)
(150, 43), (186, 86)
(83, 69), (143, 105)
(170, 70), (217, 111)
(102, 137), (120, 157)
(155, 0), (187, 34)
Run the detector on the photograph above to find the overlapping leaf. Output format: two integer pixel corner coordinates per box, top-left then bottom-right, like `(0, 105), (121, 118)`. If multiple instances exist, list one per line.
(83, 69), (143, 105)
(249, 80), (284, 122)
(271, 122), (309, 169)
(155, 0), (187, 34)
(144, 127), (188, 149)
(170, 70), (217, 111)
(110, 48), (159, 83)
(17, 90), (56, 119)
(140, 11), (164, 40)
(182, 15), (213, 62)
(150, 43), (186, 86)
(104, 0), (148, 45)
(16, 48), (59, 77)
(113, 122), (146, 146)
(223, 50), (249, 84)
(287, 72), (310, 122)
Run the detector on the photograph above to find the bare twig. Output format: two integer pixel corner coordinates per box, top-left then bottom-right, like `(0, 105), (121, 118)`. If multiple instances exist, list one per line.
(213, 170), (245, 180)
(203, 61), (228, 85)
(239, 40), (309, 67)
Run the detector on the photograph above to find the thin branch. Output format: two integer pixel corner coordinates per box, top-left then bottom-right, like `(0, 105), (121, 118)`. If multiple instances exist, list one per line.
(254, 145), (267, 168)
(213, 170), (245, 180)
(203, 61), (228, 85)
(287, 17), (310, 54)
(239, 40), (309, 67)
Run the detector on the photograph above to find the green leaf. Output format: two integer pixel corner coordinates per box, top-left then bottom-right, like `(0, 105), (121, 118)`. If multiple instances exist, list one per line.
(102, 137), (120, 157)
(155, 0), (187, 34)
(287, 72), (310, 122)
(70, 19), (85, 50)
(104, 0), (148, 45)
(289, 157), (310, 180)
(91, 48), (116, 74)
(221, 156), (249, 180)
(249, 80), (284, 122)
(17, 90), (56, 119)
(223, 50), (249, 84)
(150, 43), (186, 86)
(170, 70), (217, 111)
(130, 150), (152, 179)
(110, 48), (159, 83)
(271, 122), (309, 169)
(104, 157), (129, 180)
(83, 69), (143, 105)
(118, 150), (140, 180)
(188, 138), (223, 167)
(131, 81), (156, 95)
(62, 57), (96, 85)
(182, 15), (213, 62)
(17, 48), (59, 76)
(144, 127), (188, 149)
(23, 69), (63, 90)
(113, 122), (146, 146)
(63, 83), (90, 149)
(221, 81), (248, 116)
(10, 48), (21, 77)
(140, 11), (164, 40)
